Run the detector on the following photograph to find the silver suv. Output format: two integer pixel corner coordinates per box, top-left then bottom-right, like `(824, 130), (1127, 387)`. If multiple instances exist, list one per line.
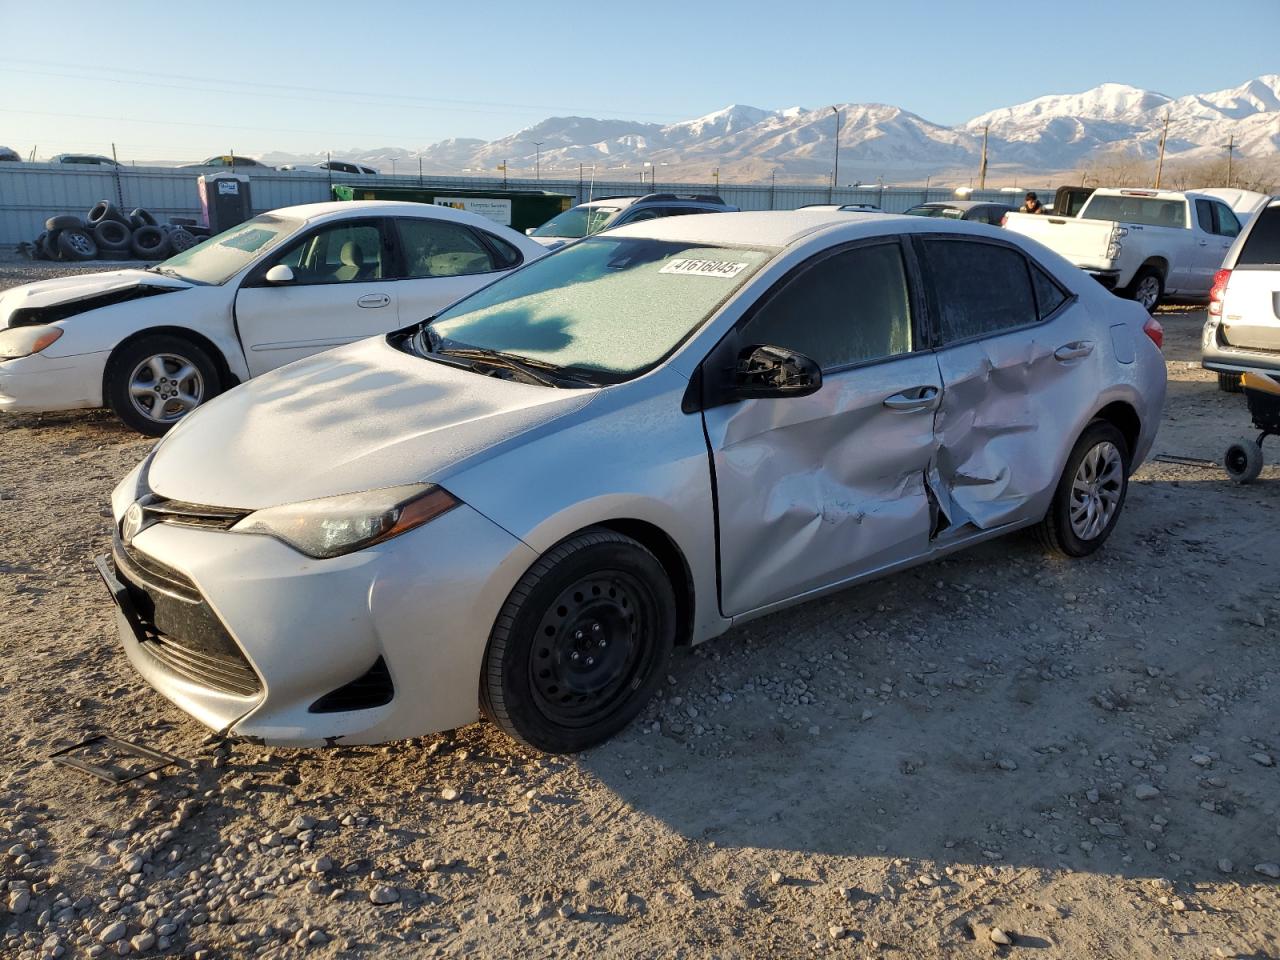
(1203, 199), (1280, 390)
(527, 193), (738, 249)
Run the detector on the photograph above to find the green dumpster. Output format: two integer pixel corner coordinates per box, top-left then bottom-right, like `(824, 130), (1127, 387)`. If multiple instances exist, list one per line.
(332, 184), (573, 233)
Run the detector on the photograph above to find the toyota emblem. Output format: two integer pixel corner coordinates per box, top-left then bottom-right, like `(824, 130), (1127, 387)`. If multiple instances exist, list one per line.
(121, 502), (145, 545)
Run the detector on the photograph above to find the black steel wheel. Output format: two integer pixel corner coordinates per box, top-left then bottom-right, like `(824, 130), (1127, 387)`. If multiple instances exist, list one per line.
(481, 528), (676, 753)
(1224, 439), (1263, 484)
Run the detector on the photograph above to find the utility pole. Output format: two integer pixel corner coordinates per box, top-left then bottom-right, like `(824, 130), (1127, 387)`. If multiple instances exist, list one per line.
(418, 156), (423, 186)
(829, 106), (842, 202)
(713, 167), (720, 194)
(1154, 111), (1170, 189)
(978, 124), (989, 190)
(1224, 134), (1235, 188)
(498, 160), (508, 188)
(532, 141), (543, 181)
(770, 170), (777, 210)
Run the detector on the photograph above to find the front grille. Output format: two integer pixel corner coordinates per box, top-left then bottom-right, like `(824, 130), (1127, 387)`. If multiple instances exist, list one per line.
(113, 535), (262, 698)
(141, 497), (248, 531)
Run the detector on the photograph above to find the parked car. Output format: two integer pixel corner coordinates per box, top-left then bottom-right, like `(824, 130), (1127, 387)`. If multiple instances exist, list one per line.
(180, 156), (273, 170)
(1194, 188), (1272, 227)
(1004, 188), (1241, 310)
(0, 146), (22, 162)
(903, 200), (1012, 225)
(281, 160), (380, 175)
(99, 210), (1166, 753)
(527, 193), (738, 249)
(50, 153), (119, 166)
(0, 201), (546, 434)
(1202, 198), (1280, 391)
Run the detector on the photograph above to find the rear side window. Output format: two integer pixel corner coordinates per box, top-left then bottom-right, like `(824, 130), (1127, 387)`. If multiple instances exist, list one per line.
(1237, 206), (1280, 266)
(743, 242), (913, 370)
(1213, 202), (1241, 238)
(1196, 199), (1215, 233)
(483, 232), (523, 269)
(921, 239), (1038, 342)
(396, 219), (497, 278)
(1031, 264), (1069, 319)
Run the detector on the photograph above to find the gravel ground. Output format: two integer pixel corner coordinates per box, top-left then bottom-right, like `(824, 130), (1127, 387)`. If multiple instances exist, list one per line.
(1, 257), (1277, 959)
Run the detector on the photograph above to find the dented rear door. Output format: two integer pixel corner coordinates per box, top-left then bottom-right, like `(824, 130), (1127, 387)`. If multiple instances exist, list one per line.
(917, 235), (1094, 532)
(701, 239), (942, 618)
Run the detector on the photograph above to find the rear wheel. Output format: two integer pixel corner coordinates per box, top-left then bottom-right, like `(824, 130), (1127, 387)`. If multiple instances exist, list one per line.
(1127, 268), (1163, 312)
(1037, 421), (1130, 557)
(1224, 439), (1263, 484)
(104, 334), (221, 436)
(480, 528), (676, 753)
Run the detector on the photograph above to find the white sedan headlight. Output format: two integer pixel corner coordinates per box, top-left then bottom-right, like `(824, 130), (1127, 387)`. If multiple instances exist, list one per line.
(231, 484), (459, 559)
(0, 325), (62, 359)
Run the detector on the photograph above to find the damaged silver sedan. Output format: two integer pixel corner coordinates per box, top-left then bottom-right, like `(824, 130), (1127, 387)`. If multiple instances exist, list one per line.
(102, 211), (1167, 753)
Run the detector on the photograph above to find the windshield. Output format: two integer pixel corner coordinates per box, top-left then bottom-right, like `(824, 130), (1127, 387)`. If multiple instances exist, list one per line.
(530, 206), (621, 239)
(904, 205), (963, 219)
(1082, 195), (1187, 229)
(424, 237), (774, 381)
(155, 214), (301, 285)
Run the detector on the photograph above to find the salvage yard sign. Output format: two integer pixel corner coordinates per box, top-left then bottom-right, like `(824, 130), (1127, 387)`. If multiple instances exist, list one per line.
(433, 197), (513, 226)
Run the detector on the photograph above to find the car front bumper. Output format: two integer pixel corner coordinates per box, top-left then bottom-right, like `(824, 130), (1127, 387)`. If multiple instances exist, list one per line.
(0, 350), (108, 412)
(99, 503), (538, 746)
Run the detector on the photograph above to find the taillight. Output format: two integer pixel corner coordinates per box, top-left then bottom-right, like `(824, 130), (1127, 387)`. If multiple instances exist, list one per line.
(1208, 268), (1230, 317)
(1143, 316), (1164, 350)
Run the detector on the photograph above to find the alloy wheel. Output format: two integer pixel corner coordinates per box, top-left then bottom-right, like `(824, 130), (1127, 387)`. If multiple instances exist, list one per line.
(1069, 440), (1124, 541)
(1136, 276), (1160, 311)
(127, 353), (205, 423)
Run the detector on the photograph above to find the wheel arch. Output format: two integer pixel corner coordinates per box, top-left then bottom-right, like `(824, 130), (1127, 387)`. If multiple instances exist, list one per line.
(1090, 399), (1142, 470)
(102, 326), (240, 399)
(590, 518), (697, 647)
(1138, 256), (1168, 280)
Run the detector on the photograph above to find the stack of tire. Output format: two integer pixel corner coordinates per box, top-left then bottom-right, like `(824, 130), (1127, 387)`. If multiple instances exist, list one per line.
(31, 200), (208, 263)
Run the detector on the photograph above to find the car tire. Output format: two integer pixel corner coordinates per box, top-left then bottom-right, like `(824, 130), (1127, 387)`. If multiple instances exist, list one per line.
(480, 527), (676, 753)
(130, 225), (171, 259)
(32, 232), (49, 260)
(87, 200), (130, 226)
(56, 228), (99, 261)
(45, 215), (83, 231)
(128, 207), (158, 229)
(1217, 372), (1243, 393)
(1224, 439), (1263, 484)
(93, 219), (132, 254)
(1036, 420), (1130, 558)
(104, 334), (222, 436)
(1126, 267), (1163, 312)
(41, 230), (63, 260)
(167, 227), (199, 253)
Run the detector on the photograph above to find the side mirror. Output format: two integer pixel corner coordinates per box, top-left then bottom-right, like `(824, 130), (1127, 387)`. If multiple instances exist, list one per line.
(732, 344), (822, 399)
(524, 227), (536, 236)
(264, 264), (295, 284)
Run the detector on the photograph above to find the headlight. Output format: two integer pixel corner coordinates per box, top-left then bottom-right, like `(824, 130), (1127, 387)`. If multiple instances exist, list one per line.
(231, 484), (459, 559)
(0, 325), (62, 360)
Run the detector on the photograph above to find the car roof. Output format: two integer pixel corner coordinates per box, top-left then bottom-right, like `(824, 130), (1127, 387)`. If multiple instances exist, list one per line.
(265, 200), (542, 245)
(913, 200), (997, 211)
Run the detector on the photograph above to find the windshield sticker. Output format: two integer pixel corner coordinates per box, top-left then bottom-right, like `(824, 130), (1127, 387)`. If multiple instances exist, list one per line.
(659, 258), (750, 278)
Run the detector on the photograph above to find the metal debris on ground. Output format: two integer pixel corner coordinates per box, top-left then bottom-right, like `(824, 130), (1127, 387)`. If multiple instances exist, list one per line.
(49, 734), (183, 785)
(1152, 453), (1219, 468)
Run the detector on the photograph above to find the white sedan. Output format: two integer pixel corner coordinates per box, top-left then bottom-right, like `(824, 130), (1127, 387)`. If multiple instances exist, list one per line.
(0, 200), (547, 434)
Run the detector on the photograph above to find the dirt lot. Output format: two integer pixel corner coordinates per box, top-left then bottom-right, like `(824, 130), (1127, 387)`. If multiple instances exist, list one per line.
(1, 258), (1277, 959)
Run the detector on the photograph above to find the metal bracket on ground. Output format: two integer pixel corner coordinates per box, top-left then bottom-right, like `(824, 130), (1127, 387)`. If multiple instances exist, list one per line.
(49, 734), (183, 785)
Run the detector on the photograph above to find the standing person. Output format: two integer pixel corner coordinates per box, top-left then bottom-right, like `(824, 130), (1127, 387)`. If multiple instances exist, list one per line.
(1020, 192), (1044, 214)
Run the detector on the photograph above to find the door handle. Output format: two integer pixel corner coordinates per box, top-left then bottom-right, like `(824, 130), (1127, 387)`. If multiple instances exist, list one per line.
(883, 385), (940, 411)
(356, 293), (391, 308)
(1054, 341), (1095, 362)
(1198, 239), (1208, 246)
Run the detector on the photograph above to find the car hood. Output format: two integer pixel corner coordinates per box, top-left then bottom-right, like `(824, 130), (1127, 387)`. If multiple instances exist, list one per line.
(146, 336), (598, 510)
(0, 268), (190, 329)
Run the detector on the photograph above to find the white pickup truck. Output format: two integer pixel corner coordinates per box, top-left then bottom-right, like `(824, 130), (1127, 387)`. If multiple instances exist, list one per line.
(1003, 188), (1242, 310)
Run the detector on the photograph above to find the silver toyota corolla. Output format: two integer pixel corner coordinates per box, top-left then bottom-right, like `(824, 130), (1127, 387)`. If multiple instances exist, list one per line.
(102, 211), (1167, 753)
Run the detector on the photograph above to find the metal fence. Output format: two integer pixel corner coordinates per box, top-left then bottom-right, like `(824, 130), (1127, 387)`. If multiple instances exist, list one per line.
(0, 162), (1052, 245)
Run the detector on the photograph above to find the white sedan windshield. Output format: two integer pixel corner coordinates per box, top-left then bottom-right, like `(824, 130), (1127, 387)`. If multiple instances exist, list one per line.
(428, 237), (774, 380)
(156, 214), (302, 284)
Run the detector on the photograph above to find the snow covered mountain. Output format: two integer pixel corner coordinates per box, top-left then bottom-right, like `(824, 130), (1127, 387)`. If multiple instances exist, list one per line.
(260, 75), (1280, 182)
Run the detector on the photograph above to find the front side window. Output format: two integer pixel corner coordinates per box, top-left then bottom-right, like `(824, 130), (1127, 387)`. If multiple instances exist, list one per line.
(156, 214), (302, 285)
(529, 206), (620, 239)
(741, 243), (913, 370)
(921, 238), (1038, 342)
(397, 219), (497, 278)
(1083, 195), (1186, 229)
(426, 237), (773, 380)
(279, 222), (385, 283)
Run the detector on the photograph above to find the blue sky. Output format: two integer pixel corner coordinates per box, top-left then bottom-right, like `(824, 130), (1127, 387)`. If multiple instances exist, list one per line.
(3, 0), (1278, 161)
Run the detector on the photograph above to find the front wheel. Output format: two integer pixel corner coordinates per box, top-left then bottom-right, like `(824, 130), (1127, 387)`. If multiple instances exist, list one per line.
(104, 334), (221, 436)
(480, 528), (676, 753)
(1037, 421), (1130, 557)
